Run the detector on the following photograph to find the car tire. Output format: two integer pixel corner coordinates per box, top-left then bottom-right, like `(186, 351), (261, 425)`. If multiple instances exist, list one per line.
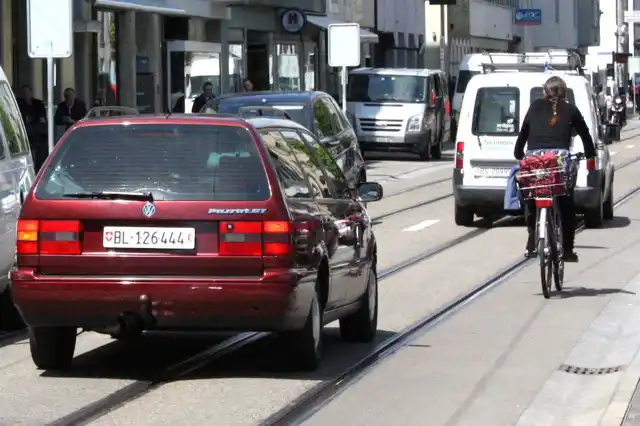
(419, 132), (432, 161)
(29, 326), (77, 370)
(280, 285), (323, 371)
(584, 190), (604, 228)
(430, 132), (443, 159)
(455, 203), (474, 227)
(603, 186), (614, 220)
(0, 289), (24, 330)
(339, 268), (378, 343)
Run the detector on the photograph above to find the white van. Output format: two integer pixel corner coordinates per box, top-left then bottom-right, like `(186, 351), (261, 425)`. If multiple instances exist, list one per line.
(0, 66), (36, 327)
(452, 71), (614, 228)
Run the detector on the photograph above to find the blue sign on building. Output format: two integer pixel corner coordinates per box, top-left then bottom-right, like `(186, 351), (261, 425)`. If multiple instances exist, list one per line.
(514, 9), (542, 25)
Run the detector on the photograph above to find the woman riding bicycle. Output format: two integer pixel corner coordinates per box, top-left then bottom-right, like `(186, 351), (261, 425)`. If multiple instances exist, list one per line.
(514, 76), (597, 263)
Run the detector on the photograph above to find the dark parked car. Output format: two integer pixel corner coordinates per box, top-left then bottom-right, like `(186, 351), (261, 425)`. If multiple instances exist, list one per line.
(12, 114), (383, 372)
(200, 91), (367, 186)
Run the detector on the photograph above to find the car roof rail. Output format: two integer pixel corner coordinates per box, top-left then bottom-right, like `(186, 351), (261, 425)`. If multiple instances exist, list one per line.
(84, 106), (141, 119)
(236, 106), (292, 120)
(481, 49), (584, 75)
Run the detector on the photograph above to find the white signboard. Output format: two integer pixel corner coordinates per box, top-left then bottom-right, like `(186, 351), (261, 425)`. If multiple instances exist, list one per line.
(28, 0), (73, 58)
(625, 10), (640, 23)
(328, 23), (361, 67)
(630, 57), (640, 75)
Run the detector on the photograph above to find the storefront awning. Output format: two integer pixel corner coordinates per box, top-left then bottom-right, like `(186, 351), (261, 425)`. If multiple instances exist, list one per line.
(94, 0), (228, 19)
(306, 15), (379, 44)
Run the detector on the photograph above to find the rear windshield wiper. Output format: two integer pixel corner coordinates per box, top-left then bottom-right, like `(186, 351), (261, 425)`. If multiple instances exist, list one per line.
(62, 191), (154, 201)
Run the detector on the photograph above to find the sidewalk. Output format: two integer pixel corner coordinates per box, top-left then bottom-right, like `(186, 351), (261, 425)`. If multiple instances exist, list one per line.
(515, 272), (640, 426)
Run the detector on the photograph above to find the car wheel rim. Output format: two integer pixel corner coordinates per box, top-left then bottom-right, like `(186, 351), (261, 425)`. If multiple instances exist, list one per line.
(311, 298), (320, 350)
(368, 273), (377, 321)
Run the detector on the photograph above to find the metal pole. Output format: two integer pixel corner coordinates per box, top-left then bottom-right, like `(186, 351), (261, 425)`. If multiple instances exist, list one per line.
(341, 66), (347, 113)
(439, 4), (445, 72)
(46, 52), (54, 154)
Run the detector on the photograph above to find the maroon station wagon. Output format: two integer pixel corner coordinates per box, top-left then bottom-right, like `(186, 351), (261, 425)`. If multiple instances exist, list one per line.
(11, 114), (383, 371)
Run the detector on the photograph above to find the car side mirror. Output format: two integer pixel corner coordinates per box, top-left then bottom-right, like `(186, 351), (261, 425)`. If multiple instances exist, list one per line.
(357, 182), (383, 202)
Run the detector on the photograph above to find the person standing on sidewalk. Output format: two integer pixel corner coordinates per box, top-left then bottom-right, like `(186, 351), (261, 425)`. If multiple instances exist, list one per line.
(54, 87), (87, 130)
(17, 85), (47, 172)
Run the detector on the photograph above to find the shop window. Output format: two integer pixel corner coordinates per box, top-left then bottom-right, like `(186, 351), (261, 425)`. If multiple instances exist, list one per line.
(229, 44), (244, 93)
(95, 11), (118, 106)
(305, 46), (317, 91)
(276, 44), (301, 91)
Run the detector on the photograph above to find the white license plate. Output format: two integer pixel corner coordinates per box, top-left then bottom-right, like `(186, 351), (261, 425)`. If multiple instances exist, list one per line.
(473, 167), (511, 177)
(373, 137), (394, 143)
(103, 227), (196, 250)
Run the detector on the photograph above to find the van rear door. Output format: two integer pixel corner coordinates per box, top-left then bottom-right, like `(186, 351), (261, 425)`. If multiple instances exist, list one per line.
(463, 86), (521, 188)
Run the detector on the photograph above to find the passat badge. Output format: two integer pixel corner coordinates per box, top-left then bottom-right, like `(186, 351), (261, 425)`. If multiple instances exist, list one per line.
(141, 202), (156, 218)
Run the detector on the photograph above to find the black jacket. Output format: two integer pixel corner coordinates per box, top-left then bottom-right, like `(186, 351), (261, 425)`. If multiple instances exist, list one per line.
(514, 99), (596, 160)
(191, 94), (213, 113)
(54, 100), (88, 128)
(17, 98), (46, 125)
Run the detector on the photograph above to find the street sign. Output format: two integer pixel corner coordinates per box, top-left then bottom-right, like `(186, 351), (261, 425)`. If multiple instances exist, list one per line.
(28, 0), (73, 155)
(328, 23), (361, 67)
(27, 0), (73, 58)
(625, 10), (640, 23)
(514, 9), (542, 25)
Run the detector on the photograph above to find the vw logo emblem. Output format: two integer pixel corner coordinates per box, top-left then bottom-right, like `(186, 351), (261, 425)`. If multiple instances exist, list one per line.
(141, 202), (156, 218)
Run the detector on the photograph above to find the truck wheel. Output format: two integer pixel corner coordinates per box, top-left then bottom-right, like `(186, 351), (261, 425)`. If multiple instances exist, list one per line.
(455, 203), (475, 226)
(584, 191), (604, 228)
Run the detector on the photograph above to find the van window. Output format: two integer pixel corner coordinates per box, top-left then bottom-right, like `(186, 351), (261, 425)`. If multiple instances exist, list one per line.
(472, 87), (520, 136)
(35, 124), (270, 201)
(0, 82), (30, 156)
(456, 70), (480, 93)
(530, 87), (575, 105)
(347, 74), (427, 103)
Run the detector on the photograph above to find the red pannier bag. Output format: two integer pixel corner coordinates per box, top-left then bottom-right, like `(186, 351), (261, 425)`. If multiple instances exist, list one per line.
(518, 152), (565, 198)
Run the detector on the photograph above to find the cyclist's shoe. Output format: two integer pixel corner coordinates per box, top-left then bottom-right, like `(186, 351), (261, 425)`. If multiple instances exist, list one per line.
(525, 233), (536, 258)
(564, 251), (579, 263)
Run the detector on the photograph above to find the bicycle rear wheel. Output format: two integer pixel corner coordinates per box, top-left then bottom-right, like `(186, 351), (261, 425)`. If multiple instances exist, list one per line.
(552, 204), (564, 291)
(538, 208), (553, 299)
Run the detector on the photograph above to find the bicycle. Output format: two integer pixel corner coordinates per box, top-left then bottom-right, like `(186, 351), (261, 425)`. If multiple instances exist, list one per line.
(517, 151), (583, 299)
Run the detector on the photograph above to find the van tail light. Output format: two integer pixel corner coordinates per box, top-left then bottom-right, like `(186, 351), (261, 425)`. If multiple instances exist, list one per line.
(16, 220), (83, 255)
(430, 90), (437, 107)
(534, 199), (553, 208)
(586, 158), (596, 170)
(444, 97), (451, 116)
(218, 221), (292, 256)
(455, 142), (464, 169)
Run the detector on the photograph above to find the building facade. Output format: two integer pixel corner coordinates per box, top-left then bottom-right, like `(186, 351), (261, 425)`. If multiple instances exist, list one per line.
(0, 0), (379, 113)
(375, 0), (425, 69)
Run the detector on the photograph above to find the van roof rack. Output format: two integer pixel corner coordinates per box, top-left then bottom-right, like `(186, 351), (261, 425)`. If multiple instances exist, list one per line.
(236, 106), (292, 120)
(481, 49), (584, 75)
(84, 106), (141, 119)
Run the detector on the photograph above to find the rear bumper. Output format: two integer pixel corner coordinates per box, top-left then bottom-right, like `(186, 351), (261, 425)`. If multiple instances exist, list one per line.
(358, 130), (429, 153)
(453, 169), (604, 212)
(10, 271), (314, 331)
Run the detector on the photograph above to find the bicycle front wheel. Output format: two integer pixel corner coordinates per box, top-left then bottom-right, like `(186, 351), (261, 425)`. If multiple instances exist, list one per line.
(538, 208), (553, 299)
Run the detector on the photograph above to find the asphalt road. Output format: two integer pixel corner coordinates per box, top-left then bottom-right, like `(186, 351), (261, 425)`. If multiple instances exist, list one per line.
(3, 124), (640, 425)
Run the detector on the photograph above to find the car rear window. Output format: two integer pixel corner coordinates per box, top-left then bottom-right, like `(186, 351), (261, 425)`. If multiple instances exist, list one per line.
(203, 99), (311, 128)
(472, 87), (520, 136)
(530, 87), (575, 104)
(35, 124), (270, 201)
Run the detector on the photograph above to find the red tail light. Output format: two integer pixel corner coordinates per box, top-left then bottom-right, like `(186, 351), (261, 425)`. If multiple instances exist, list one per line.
(455, 142), (464, 168)
(17, 220), (83, 255)
(430, 90), (436, 107)
(444, 97), (451, 116)
(535, 199), (553, 208)
(586, 158), (596, 170)
(218, 221), (292, 256)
